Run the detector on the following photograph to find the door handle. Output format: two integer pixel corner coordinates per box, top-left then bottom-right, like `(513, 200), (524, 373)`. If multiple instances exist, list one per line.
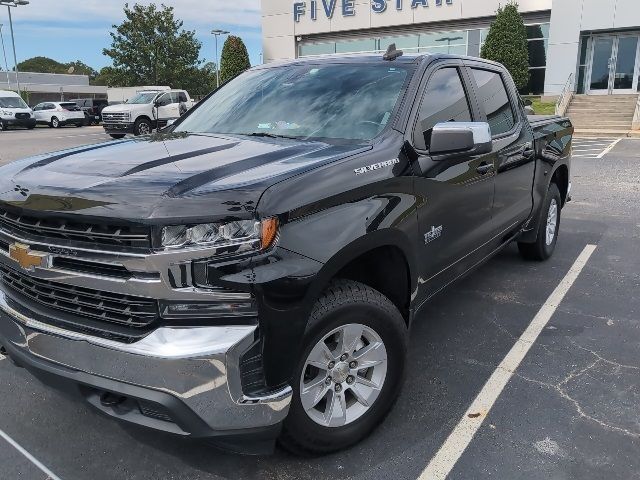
(522, 146), (535, 159)
(476, 162), (494, 175)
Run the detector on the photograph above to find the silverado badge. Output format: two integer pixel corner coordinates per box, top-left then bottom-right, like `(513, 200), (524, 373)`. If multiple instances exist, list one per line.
(9, 243), (52, 271)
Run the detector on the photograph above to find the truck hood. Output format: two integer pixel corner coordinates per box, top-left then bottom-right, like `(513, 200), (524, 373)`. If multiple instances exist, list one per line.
(0, 132), (370, 222)
(102, 103), (149, 114)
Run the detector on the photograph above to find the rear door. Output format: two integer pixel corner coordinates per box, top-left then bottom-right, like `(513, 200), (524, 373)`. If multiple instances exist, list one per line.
(465, 64), (536, 237)
(410, 61), (496, 299)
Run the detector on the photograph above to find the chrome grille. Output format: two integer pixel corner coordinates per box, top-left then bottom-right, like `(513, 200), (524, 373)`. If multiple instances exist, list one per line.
(15, 113), (30, 120)
(102, 112), (130, 124)
(0, 265), (159, 328)
(0, 207), (151, 250)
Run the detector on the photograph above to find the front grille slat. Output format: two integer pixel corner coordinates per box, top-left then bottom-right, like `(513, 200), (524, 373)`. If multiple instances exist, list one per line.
(0, 265), (158, 328)
(0, 207), (151, 250)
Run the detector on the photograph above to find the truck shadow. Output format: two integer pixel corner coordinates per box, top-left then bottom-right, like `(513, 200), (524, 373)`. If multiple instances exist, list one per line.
(116, 218), (605, 480)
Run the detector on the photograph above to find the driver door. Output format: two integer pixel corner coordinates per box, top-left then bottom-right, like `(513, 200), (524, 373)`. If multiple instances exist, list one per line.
(156, 92), (179, 120)
(410, 63), (496, 300)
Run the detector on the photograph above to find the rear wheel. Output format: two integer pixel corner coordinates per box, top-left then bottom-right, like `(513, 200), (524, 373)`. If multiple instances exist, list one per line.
(279, 280), (408, 456)
(0, 120), (6, 131)
(518, 183), (562, 261)
(109, 134), (126, 139)
(50, 117), (60, 128)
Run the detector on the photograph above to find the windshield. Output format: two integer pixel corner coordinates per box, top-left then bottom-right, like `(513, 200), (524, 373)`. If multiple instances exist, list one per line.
(127, 92), (159, 104)
(0, 96), (29, 109)
(175, 64), (411, 141)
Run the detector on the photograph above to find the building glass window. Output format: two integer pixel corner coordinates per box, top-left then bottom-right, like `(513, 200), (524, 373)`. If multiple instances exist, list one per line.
(297, 22), (549, 94)
(576, 35), (590, 94)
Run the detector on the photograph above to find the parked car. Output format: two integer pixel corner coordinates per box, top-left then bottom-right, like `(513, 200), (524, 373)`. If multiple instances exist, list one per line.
(0, 51), (572, 455)
(33, 102), (85, 128)
(70, 98), (109, 125)
(0, 90), (36, 131)
(101, 89), (194, 138)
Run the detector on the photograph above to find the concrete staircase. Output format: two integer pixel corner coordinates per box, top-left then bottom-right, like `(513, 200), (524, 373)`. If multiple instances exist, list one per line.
(565, 94), (639, 137)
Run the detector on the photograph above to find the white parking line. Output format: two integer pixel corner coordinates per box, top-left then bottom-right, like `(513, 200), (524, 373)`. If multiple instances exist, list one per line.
(597, 138), (622, 158)
(419, 244), (597, 480)
(0, 428), (62, 480)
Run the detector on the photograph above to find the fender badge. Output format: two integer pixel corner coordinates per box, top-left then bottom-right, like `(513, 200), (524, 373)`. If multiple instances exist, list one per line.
(354, 158), (400, 175)
(424, 226), (443, 244)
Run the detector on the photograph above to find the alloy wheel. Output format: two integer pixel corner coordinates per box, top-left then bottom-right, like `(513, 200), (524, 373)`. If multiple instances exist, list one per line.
(299, 323), (388, 428)
(546, 198), (558, 246)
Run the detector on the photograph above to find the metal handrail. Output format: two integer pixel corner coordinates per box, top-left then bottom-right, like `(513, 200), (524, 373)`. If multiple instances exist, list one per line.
(633, 94), (640, 131)
(555, 73), (575, 116)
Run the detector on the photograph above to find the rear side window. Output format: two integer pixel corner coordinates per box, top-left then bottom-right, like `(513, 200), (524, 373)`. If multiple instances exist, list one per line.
(178, 92), (188, 102)
(414, 67), (472, 151)
(470, 69), (516, 137)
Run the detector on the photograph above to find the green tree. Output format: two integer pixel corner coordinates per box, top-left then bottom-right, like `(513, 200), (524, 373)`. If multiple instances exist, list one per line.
(18, 56), (99, 82)
(66, 61), (99, 80)
(92, 66), (121, 87)
(102, 3), (203, 88)
(480, 2), (530, 91)
(219, 35), (250, 84)
(17, 56), (67, 74)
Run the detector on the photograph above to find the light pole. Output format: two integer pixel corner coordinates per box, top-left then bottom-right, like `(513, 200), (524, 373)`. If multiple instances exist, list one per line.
(0, 0), (29, 96)
(211, 29), (229, 89)
(0, 24), (10, 88)
(435, 36), (464, 55)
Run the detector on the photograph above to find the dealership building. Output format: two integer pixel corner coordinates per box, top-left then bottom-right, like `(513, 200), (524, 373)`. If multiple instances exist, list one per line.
(261, 0), (640, 98)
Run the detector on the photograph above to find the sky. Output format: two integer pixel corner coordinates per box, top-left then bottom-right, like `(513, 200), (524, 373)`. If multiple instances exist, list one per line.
(0, 0), (263, 72)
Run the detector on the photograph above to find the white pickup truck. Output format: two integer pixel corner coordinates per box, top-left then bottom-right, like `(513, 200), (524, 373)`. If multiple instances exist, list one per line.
(101, 89), (194, 138)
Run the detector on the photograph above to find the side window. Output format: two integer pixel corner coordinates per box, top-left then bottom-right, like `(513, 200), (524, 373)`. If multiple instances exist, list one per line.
(178, 92), (188, 103)
(470, 69), (516, 137)
(33, 104), (42, 111)
(414, 67), (472, 151)
(156, 93), (171, 106)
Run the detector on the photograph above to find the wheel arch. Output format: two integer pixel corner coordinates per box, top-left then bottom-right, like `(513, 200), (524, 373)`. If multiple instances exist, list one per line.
(309, 230), (416, 326)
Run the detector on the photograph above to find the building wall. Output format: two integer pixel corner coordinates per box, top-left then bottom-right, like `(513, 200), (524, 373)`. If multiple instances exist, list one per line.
(0, 71), (107, 104)
(545, 0), (640, 95)
(262, 0), (553, 62)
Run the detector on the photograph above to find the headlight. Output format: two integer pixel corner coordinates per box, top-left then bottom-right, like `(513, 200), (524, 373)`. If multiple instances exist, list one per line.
(161, 218), (278, 252)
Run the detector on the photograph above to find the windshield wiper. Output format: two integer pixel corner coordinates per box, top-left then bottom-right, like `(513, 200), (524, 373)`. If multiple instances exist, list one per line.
(242, 132), (299, 140)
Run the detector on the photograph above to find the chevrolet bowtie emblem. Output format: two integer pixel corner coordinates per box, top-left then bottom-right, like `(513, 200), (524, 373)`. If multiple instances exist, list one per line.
(9, 243), (51, 271)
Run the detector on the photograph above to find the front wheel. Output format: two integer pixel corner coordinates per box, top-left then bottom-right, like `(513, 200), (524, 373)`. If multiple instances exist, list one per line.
(279, 280), (408, 455)
(134, 118), (152, 136)
(518, 183), (562, 261)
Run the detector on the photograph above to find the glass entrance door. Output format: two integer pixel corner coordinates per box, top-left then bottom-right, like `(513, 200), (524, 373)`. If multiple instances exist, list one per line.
(588, 35), (640, 94)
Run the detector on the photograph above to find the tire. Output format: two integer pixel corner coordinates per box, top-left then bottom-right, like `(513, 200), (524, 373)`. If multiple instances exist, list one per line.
(518, 183), (562, 261)
(109, 134), (126, 139)
(279, 279), (408, 456)
(50, 117), (60, 128)
(0, 120), (6, 131)
(134, 118), (152, 136)
(27, 124), (35, 130)
(75, 123), (83, 128)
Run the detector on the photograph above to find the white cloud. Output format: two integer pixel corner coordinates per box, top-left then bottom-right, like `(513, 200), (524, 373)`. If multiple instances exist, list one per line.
(5, 0), (261, 30)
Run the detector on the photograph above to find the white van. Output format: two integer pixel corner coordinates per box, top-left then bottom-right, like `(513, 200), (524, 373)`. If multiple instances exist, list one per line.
(0, 90), (36, 131)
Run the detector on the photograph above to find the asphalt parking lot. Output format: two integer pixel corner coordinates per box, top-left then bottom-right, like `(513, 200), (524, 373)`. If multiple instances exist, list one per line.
(0, 129), (638, 480)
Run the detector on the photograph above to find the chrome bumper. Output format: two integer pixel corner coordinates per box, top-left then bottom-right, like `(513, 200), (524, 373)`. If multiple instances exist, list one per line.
(0, 225), (292, 436)
(0, 289), (292, 434)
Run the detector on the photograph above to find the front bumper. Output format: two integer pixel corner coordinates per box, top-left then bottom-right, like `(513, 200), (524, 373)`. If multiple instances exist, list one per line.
(0, 290), (292, 441)
(104, 123), (135, 134)
(1, 117), (36, 128)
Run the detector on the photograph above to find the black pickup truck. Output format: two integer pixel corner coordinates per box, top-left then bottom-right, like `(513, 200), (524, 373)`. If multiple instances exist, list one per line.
(0, 50), (572, 455)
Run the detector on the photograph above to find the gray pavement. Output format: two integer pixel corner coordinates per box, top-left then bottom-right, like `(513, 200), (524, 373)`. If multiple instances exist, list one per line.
(0, 129), (638, 480)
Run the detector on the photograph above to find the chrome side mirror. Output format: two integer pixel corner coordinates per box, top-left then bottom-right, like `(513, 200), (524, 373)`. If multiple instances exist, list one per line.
(429, 122), (492, 158)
